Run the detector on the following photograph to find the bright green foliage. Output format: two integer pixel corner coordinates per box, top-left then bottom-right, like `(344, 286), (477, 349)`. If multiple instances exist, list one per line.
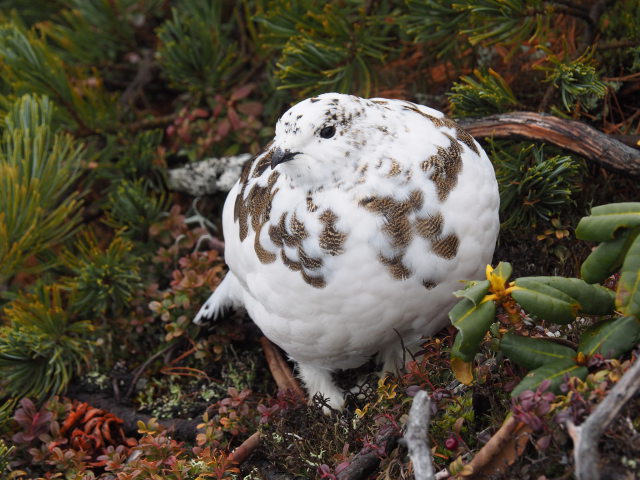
(0, 284), (94, 399)
(449, 298), (496, 362)
(538, 49), (607, 112)
(512, 277), (615, 324)
(401, 0), (470, 57)
(511, 359), (588, 398)
(449, 68), (519, 117)
(493, 142), (584, 228)
(105, 178), (169, 241)
(455, 279), (490, 306)
(0, 94), (82, 283)
(456, 0), (554, 46)
(156, 0), (241, 97)
(103, 130), (166, 186)
(575, 202), (640, 243)
(579, 229), (634, 285)
(617, 233), (640, 318)
(500, 332), (576, 371)
(0, 439), (13, 476)
(61, 231), (143, 317)
(577, 204), (640, 307)
(578, 316), (640, 358)
(0, 23), (117, 132)
(256, 1), (398, 96)
(46, 0), (162, 65)
(402, 0), (559, 52)
(449, 204), (640, 395)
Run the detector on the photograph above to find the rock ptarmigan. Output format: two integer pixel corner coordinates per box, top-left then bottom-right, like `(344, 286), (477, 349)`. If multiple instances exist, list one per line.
(194, 93), (500, 408)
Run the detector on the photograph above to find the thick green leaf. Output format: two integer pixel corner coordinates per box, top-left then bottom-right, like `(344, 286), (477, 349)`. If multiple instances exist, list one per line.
(580, 229), (635, 284)
(516, 276), (615, 315)
(617, 233), (640, 318)
(454, 280), (490, 305)
(575, 202), (640, 242)
(493, 261), (513, 283)
(500, 332), (576, 370)
(578, 316), (640, 358)
(511, 279), (578, 324)
(449, 298), (496, 362)
(511, 359), (588, 397)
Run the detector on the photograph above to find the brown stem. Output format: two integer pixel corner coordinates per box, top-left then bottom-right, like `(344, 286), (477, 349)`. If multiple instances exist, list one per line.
(230, 431), (261, 464)
(259, 336), (306, 400)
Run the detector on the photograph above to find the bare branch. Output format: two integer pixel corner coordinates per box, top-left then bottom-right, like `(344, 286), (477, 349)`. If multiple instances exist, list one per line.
(405, 390), (435, 480)
(567, 357), (640, 480)
(463, 415), (531, 477)
(230, 431), (262, 464)
(458, 112), (640, 177)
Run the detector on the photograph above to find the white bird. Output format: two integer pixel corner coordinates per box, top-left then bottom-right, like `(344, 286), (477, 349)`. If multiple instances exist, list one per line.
(194, 93), (499, 408)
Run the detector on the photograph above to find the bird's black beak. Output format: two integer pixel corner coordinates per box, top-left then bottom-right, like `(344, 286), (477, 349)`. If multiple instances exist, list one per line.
(270, 147), (299, 169)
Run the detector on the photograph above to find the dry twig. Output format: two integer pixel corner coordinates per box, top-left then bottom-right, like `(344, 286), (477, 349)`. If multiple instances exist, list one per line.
(566, 357), (640, 480)
(259, 336), (306, 399)
(336, 425), (399, 480)
(462, 415), (531, 478)
(405, 390), (435, 480)
(230, 431), (262, 464)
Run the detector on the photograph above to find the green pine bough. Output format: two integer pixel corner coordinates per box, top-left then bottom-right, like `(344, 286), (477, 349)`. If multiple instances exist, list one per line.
(449, 202), (640, 396)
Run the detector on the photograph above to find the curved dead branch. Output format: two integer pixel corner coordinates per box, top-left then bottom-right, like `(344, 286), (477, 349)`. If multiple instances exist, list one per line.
(566, 357), (640, 480)
(458, 112), (640, 177)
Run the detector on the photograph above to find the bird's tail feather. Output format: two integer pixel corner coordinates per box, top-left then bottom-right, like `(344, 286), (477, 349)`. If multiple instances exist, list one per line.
(193, 273), (238, 325)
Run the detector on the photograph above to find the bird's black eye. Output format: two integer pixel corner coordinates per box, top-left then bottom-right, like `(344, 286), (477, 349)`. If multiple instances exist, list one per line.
(319, 125), (336, 139)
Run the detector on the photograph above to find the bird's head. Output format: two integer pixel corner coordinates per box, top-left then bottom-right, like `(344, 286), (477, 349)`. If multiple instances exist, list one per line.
(267, 93), (384, 189)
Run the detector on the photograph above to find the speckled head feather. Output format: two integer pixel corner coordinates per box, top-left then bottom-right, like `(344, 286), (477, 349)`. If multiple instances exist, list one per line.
(194, 93), (500, 409)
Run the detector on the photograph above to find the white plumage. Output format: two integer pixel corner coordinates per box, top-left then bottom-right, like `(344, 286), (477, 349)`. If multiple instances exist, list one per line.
(194, 93), (499, 408)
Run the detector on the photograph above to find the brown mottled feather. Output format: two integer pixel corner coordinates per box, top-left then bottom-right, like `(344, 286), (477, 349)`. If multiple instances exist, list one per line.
(302, 270), (326, 288)
(298, 247), (323, 270)
(421, 134), (462, 201)
(306, 196), (319, 213)
(253, 224), (276, 263)
(319, 210), (347, 255)
(378, 254), (412, 280)
(281, 250), (301, 271)
(415, 213), (444, 240)
(422, 280), (438, 290)
(387, 160), (401, 177)
(432, 234), (460, 259)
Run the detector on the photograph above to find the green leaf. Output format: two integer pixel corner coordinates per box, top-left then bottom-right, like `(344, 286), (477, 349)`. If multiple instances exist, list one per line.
(617, 233), (640, 318)
(454, 280), (490, 305)
(575, 202), (640, 242)
(500, 332), (576, 370)
(578, 316), (640, 358)
(580, 229), (635, 284)
(493, 261), (513, 283)
(511, 279), (579, 324)
(449, 298), (496, 362)
(511, 359), (588, 397)
(516, 276), (615, 315)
